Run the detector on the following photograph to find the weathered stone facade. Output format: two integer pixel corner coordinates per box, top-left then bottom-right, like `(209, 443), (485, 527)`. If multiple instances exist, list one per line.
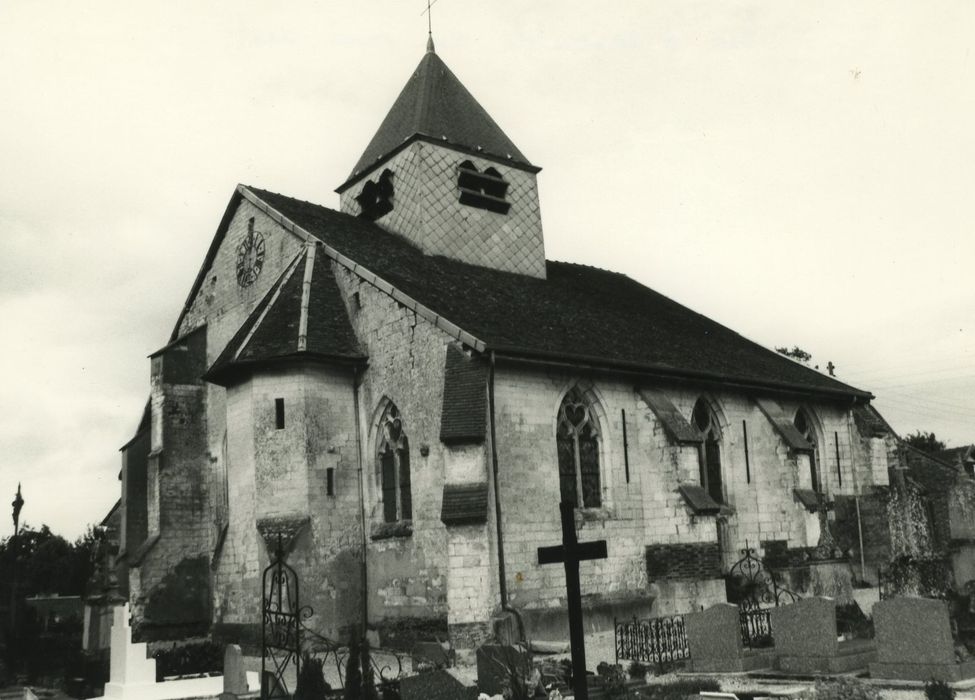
(112, 43), (901, 653)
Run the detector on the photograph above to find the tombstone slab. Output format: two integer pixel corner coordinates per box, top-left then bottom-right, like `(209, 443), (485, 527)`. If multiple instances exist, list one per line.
(686, 604), (744, 672)
(772, 597), (875, 673)
(221, 645), (249, 697)
(870, 597), (975, 681)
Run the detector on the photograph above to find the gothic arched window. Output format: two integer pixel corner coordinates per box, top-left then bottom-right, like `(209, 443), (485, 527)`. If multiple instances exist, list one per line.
(794, 409), (820, 492)
(556, 388), (601, 508)
(693, 398), (724, 504)
(378, 403), (412, 523)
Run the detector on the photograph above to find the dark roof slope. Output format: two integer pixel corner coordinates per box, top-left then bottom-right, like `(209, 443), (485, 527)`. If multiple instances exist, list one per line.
(206, 247), (364, 385)
(343, 48), (532, 186)
(440, 346), (487, 444)
(245, 186), (871, 401)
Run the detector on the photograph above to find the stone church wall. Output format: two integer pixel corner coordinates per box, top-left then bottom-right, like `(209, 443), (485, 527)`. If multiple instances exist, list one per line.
(490, 366), (880, 634)
(333, 263), (482, 641)
(211, 364), (363, 644)
(128, 329), (211, 641)
(340, 142), (546, 278)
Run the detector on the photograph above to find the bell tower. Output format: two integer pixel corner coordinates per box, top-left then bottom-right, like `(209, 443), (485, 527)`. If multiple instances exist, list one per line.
(335, 41), (547, 279)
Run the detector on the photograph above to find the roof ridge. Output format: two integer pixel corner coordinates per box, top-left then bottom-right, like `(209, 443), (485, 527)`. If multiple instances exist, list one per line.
(297, 243), (316, 352)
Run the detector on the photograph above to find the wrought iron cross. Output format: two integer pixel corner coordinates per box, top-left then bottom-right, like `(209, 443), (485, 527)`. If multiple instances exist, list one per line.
(537, 501), (608, 700)
(11, 483), (23, 535)
(421, 0), (439, 37)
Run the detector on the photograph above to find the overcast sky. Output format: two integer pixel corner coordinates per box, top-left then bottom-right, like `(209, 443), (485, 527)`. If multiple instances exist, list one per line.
(1, 1), (973, 540)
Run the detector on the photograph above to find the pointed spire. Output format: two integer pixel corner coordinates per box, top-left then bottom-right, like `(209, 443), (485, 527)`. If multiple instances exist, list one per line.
(426, 33), (435, 54)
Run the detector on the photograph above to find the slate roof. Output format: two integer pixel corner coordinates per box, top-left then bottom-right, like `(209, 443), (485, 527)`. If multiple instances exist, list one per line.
(341, 47), (533, 190)
(205, 245), (364, 386)
(440, 345), (487, 444)
(440, 482), (489, 526)
(240, 186), (871, 401)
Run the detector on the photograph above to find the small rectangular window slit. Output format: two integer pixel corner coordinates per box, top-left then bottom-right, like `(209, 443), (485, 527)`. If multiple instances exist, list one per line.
(275, 398), (285, 429)
(742, 420), (751, 484)
(326, 468), (335, 496)
(834, 431), (842, 488)
(621, 408), (630, 484)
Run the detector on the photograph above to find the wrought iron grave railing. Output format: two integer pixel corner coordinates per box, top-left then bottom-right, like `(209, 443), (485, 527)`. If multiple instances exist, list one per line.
(614, 614), (690, 669)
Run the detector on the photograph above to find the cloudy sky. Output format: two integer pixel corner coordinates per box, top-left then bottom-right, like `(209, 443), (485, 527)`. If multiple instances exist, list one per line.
(1, 1), (972, 539)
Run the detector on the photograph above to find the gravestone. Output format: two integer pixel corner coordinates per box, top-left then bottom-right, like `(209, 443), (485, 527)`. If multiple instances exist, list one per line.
(870, 597), (975, 681)
(686, 604), (748, 672)
(772, 596), (875, 673)
(220, 645), (248, 698)
(476, 644), (530, 698)
(411, 640), (452, 670)
(772, 596), (837, 668)
(105, 604), (158, 695)
(400, 668), (478, 700)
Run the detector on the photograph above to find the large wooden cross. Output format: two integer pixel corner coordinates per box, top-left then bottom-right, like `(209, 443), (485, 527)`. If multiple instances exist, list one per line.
(537, 501), (608, 700)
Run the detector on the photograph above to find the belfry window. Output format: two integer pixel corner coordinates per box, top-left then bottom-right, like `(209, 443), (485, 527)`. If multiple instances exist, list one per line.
(355, 168), (394, 220)
(693, 398), (724, 504)
(457, 161), (511, 214)
(793, 409), (820, 492)
(556, 388), (601, 508)
(378, 403), (412, 523)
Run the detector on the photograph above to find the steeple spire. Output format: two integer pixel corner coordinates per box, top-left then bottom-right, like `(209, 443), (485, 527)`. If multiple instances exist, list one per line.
(424, 0), (436, 53)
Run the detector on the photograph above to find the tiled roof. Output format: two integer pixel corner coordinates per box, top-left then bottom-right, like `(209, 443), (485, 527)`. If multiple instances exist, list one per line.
(205, 246), (364, 386)
(440, 345), (487, 444)
(242, 186), (871, 401)
(935, 445), (975, 466)
(440, 482), (489, 526)
(342, 48), (532, 189)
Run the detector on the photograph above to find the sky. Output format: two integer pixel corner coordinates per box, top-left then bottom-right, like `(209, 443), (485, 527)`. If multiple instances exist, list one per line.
(1, 1), (972, 540)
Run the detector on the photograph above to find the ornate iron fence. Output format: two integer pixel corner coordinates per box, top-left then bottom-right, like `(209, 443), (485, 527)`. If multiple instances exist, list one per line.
(300, 625), (406, 698)
(726, 543), (800, 649)
(738, 601), (773, 649)
(262, 537), (305, 700)
(614, 614), (690, 670)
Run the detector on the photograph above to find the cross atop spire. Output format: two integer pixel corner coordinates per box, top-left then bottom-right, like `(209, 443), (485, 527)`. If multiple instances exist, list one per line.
(422, 0), (437, 53)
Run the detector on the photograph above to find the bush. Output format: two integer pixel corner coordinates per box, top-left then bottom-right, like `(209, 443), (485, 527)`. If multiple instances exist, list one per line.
(813, 677), (880, 700)
(151, 640), (223, 681)
(636, 678), (721, 700)
(925, 679), (956, 700)
(295, 654), (331, 700)
(627, 660), (649, 680)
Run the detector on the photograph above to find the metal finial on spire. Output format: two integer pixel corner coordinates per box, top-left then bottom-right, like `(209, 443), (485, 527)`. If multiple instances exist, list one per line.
(422, 0), (438, 52)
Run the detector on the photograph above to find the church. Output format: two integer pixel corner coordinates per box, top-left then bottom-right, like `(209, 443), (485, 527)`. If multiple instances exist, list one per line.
(110, 36), (899, 651)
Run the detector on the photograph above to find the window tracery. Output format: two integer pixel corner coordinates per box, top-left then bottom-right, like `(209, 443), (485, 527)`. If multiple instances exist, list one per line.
(794, 409), (821, 492)
(377, 403), (412, 523)
(556, 388), (601, 508)
(693, 397), (724, 504)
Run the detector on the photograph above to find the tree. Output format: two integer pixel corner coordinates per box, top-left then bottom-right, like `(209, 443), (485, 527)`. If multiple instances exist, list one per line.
(904, 430), (948, 455)
(775, 346), (813, 364)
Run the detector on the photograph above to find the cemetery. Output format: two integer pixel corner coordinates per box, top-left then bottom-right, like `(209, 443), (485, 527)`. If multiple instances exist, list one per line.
(7, 506), (972, 700)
